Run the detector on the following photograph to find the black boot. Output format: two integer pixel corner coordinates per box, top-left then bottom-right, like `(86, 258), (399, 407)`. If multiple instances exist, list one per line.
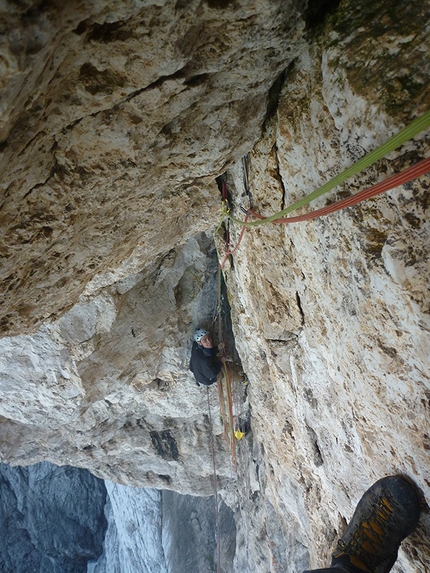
(303, 475), (421, 573)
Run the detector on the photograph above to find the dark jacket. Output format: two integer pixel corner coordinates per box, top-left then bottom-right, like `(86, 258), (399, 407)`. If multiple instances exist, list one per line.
(189, 342), (223, 386)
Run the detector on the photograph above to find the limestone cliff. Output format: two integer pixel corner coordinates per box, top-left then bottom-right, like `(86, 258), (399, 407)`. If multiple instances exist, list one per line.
(0, 461), (235, 573)
(1, 0), (429, 572)
(0, 462), (107, 572)
(0, 0), (304, 335)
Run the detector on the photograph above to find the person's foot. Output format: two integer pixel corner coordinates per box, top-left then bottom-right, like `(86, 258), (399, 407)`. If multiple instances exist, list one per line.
(333, 475), (421, 573)
(304, 475), (421, 573)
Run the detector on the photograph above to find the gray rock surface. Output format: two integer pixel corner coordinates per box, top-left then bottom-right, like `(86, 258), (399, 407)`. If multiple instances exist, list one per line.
(89, 484), (167, 573)
(0, 461), (235, 573)
(0, 462), (107, 573)
(90, 484), (236, 573)
(0, 232), (236, 496)
(1, 0), (430, 572)
(162, 490), (236, 573)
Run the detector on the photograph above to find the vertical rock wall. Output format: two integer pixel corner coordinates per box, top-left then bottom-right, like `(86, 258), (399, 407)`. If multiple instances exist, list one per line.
(221, 0), (430, 570)
(90, 483), (167, 573)
(162, 490), (236, 573)
(0, 0), (429, 572)
(0, 462), (107, 573)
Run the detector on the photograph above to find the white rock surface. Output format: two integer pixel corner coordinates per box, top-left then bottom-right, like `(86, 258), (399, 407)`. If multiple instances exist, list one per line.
(89, 484), (167, 573)
(220, 2), (430, 568)
(0, 233), (234, 494)
(1, 0), (430, 572)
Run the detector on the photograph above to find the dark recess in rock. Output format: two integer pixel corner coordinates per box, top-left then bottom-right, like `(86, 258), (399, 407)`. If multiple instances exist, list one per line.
(304, 0), (341, 32)
(150, 429), (180, 460)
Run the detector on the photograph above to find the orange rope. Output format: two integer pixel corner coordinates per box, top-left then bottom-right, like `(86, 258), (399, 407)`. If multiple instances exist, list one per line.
(247, 157), (430, 224)
(206, 387), (221, 573)
(215, 264), (237, 469)
(219, 214), (249, 269)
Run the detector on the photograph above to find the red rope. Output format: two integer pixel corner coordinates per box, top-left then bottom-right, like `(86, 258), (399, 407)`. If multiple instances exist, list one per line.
(248, 157), (430, 224)
(221, 179), (228, 201)
(219, 214), (249, 269)
(206, 387), (221, 573)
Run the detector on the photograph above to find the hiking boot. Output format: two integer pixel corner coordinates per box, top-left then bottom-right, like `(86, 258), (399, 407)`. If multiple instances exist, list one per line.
(303, 475), (421, 573)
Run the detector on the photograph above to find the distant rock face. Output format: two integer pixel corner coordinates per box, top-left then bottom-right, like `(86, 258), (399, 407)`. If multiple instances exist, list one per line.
(1, 0), (430, 572)
(90, 483), (167, 573)
(0, 462), (235, 573)
(0, 462), (107, 573)
(162, 490), (236, 573)
(92, 486), (235, 573)
(93, 484), (237, 573)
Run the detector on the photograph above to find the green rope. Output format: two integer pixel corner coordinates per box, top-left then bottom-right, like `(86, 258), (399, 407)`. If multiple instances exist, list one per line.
(228, 110), (430, 227)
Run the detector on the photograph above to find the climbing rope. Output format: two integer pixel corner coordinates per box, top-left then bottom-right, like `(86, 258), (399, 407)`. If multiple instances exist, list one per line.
(206, 264), (240, 572)
(219, 214), (249, 269)
(207, 115), (430, 570)
(247, 156), (430, 224)
(227, 110), (430, 228)
(206, 386), (221, 573)
(219, 157), (252, 268)
(216, 164), (253, 467)
(215, 264), (237, 469)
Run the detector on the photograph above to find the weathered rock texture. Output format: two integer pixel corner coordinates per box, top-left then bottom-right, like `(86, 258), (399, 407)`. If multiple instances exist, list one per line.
(220, 1), (430, 570)
(1, 0), (430, 572)
(162, 490), (236, 573)
(0, 461), (107, 573)
(0, 232), (236, 494)
(0, 0), (305, 336)
(90, 483), (167, 573)
(0, 461), (235, 573)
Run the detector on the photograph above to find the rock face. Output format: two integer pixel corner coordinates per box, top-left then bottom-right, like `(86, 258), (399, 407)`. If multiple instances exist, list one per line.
(0, 462), (235, 573)
(162, 490), (236, 573)
(0, 232), (236, 495)
(90, 483), (167, 573)
(220, 1), (430, 570)
(0, 462), (107, 573)
(92, 485), (236, 573)
(0, 0), (305, 336)
(1, 0), (430, 572)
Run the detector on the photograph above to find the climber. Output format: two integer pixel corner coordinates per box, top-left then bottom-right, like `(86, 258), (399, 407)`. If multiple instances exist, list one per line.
(189, 329), (225, 387)
(302, 474), (421, 573)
